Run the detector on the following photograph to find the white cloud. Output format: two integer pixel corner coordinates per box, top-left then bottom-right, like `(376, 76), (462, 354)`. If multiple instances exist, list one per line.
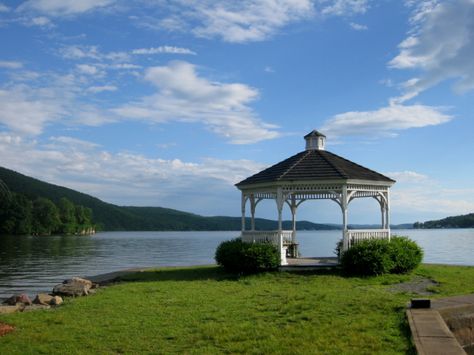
(390, 0), (474, 102)
(132, 46), (196, 55)
(0, 61), (23, 69)
(0, 3), (9, 12)
(61, 45), (101, 60)
(191, 0), (314, 42)
(0, 87), (65, 135)
(113, 61), (280, 144)
(384, 171), (428, 183)
(319, 0), (369, 16)
(19, 0), (115, 16)
(76, 64), (102, 76)
(264, 66), (275, 73)
(30, 16), (53, 27)
(349, 22), (367, 31)
(87, 85), (117, 93)
(380, 169), (474, 217)
(0, 134), (264, 211)
(322, 103), (452, 137)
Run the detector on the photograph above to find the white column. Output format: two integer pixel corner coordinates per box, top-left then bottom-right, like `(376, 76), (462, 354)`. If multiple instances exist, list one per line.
(386, 190), (391, 241)
(276, 188), (286, 265)
(342, 185), (349, 251)
(276, 188), (284, 232)
(250, 194), (256, 231)
(241, 193), (246, 232)
(381, 203), (386, 229)
(291, 195), (297, 241)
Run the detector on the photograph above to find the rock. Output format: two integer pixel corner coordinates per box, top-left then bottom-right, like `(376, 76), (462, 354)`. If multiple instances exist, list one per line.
(33, 293), (54, 306)
(2, 294), (32, 306)
(0, 304), (22, 314)
(69, 277), (93, 289)
(51, 296), (63, 306)
(53, 277), (93, 297)
(22, 304), (51, 312)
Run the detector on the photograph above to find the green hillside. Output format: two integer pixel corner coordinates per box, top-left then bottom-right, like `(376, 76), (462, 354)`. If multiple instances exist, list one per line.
(414, 213), (474, 229)
(0, 167), (337, 232)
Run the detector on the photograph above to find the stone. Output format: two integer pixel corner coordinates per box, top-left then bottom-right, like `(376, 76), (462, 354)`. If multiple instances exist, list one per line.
(51, 296), (63, 306)
(53, 277), (93, 297)
(0, 304), (22, 314)
(2, 294), (32, 306)
(22, 304), (51, 312)
(33, 293), (54, 306)
(70, 277), (93, 289)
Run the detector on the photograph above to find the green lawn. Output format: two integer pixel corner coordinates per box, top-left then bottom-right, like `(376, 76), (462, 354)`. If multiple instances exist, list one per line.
(1, 264), (474, 354)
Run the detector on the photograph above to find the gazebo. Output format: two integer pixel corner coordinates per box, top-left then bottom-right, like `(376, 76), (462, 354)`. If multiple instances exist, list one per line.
(235, 130), (395, 265)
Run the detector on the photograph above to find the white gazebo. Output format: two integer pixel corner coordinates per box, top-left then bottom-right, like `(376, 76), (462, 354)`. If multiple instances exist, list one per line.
(235, 130), (395, 265)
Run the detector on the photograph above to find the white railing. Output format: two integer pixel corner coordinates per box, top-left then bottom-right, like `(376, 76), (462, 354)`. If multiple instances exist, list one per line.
(241, 230), (293, 245)
(346, 229), (390, 247)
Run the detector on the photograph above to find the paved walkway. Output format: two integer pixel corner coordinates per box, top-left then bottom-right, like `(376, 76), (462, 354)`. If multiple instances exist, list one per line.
(407, 294), (474, 355)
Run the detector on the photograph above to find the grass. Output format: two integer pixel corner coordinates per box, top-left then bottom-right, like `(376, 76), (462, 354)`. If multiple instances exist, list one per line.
(1, 264), (474, 354)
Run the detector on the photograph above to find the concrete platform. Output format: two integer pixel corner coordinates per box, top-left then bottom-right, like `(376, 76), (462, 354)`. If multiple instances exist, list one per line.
(407, 294), (474, 355)
(280, 257), (339, 271)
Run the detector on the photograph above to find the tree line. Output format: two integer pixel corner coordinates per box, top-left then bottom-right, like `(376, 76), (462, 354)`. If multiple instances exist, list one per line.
(0, 193), (95, 236)
(413, 213), (474, 229)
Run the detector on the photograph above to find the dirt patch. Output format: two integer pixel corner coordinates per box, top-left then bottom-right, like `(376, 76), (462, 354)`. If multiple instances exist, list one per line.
(0, 322), (15, 337)
(389, 276), (438, 295)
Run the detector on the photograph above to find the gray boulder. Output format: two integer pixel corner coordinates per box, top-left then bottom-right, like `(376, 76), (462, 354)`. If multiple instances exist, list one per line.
(33, 293), (63, 306)
(52, 277), (93, 297)
(3, 294), (32, 306)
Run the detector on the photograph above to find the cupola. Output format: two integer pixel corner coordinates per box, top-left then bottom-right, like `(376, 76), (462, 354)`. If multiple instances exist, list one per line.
(304, 130), (326, 150)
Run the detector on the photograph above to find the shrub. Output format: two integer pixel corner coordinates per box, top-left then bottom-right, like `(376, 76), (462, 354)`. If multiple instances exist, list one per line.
(215, 238), (280, 274)
(341, 239), (394, 276)
(340, 236), (423, 276)
(388, 236), (423, 274)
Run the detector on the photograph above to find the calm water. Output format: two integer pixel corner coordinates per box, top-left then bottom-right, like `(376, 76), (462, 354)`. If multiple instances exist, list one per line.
(0, 229), (473, 299)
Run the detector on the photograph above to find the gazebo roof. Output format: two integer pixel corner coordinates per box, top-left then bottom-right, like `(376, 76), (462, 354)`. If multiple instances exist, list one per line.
(236, 134), (395, 187)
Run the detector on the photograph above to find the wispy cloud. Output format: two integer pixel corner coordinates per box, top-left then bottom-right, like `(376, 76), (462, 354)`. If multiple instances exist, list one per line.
(0, 3), (9, 12)
(132, 46), (196, 55)
(0, 134), (265, 211)
(18, 0), (115, 16)
(388, 170), (474, 215)
(320, 0), (370, 16)
(113, 61), (280, 144)
(0, 61), (23, 69)
(349, 22), (367, 31)
(389, 0), (474, 102)
(87, 85), (117, 93)
(322, 103), (452, 138)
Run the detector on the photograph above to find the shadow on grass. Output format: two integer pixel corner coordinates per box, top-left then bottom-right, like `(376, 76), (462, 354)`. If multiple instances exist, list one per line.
(117, 265), (348, 283)
(117, 265), (239, 283)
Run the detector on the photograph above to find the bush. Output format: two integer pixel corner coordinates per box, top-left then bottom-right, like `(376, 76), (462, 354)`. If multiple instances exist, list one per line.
(389, 236), (423, 274)
(341, 239), (394, 276)
(340, 236), (423, 276)
(215, 238), (280, 274)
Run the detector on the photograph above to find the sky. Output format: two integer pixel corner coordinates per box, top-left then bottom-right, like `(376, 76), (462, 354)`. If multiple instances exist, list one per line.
(1, 0), (474, 225)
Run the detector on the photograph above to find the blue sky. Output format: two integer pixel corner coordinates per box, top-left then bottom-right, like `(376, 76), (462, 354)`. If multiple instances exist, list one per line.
(1, 0), (473, 225)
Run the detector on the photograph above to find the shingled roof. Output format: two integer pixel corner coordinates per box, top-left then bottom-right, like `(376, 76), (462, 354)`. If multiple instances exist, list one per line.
(236, 149), (395, 187)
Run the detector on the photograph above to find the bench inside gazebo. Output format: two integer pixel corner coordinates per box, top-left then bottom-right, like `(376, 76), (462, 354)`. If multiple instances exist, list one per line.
(235, 130), (395, 266)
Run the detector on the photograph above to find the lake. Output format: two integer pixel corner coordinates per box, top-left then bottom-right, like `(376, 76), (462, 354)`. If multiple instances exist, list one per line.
(1, 229), (474, 299)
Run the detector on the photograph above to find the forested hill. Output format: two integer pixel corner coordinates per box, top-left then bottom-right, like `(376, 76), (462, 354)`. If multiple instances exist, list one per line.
(0, 167), (337, 232)
(414, 213), (474, 229)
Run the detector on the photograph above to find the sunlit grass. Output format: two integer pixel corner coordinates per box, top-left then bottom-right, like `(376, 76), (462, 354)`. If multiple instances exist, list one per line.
(1, 264), (473, 354)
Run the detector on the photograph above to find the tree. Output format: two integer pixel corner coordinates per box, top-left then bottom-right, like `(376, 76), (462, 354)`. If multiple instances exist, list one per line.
(32, 197), (60, 236)
(58, 197), (77, 234)
(0, 193), (32, 235)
